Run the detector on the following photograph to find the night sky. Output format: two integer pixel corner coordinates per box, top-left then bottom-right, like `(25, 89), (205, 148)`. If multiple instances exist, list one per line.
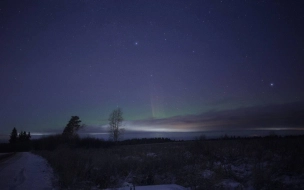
(1, 0), (304, 140)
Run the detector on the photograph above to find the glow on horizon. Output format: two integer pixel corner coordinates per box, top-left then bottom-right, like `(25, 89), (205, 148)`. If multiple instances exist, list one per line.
(25, 128), (304, 136)
(251, 128), (304, 131)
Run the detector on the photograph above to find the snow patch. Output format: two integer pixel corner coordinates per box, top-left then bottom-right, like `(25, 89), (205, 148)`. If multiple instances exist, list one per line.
(201, 169), (214, 179)
(146, 152), (157, 157)
(217, 179), (243, 189)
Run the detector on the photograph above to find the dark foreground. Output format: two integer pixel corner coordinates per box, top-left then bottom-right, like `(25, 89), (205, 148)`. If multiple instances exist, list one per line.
(36, 136), (304, 189)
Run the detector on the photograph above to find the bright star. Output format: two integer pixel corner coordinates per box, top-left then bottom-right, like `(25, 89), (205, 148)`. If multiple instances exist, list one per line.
(270, 83), (274, 87)
(135, 42), (138, 45)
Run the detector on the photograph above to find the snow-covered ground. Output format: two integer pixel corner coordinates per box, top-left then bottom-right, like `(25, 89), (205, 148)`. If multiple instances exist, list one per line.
(0, 152), (55, 190)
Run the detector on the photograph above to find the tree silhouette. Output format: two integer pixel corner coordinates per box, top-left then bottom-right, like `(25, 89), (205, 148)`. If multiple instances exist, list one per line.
(18, 131), (31, 142)
(62, 116), (82, 138)
(108, 108), (124, 142)
(9, 127), (18, 144)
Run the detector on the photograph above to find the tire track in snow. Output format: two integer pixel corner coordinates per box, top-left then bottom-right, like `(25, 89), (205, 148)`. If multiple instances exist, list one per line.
(0, 152), (55, 190)
(9, 167), (26, 190)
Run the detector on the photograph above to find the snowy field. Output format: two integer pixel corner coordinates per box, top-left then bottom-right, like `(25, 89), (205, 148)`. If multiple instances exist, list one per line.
(0, 152), (55, 190)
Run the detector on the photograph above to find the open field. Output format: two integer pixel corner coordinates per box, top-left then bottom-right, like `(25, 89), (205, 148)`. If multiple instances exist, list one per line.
(36, 136), (304, 189)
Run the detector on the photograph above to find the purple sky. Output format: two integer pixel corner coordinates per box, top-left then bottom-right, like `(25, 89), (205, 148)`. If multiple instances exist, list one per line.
(1, 0), (304, 140)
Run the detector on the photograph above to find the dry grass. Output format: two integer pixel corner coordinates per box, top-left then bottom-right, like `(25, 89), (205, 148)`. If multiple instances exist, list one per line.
(36, 137), (304, 189)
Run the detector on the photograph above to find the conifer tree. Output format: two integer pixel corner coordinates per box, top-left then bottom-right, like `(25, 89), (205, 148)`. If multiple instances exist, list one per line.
(62, 116), (82, 137)
(9, 127), (18, 144)
(18, 131), (31, 142)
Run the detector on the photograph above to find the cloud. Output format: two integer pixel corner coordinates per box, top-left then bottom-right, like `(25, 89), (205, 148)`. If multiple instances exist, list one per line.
(125, 100), (304, 132)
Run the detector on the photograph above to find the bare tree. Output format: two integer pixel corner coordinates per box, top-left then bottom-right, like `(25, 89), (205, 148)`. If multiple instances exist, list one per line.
(108, 108), (124, 142)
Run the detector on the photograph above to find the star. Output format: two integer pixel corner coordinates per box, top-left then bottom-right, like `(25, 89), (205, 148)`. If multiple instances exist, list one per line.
(134, 42), (138, 45)
(270, 83), (274, 87)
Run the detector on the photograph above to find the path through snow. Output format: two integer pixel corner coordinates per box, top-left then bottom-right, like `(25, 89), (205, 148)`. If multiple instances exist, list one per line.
(0, 152), (55, 190)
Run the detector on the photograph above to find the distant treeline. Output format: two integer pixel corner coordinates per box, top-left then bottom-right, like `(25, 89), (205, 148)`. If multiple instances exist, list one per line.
(216, 134), (304, 140)
(29, 136), (175, 151)
(1, 133), (304, 153)
(31, 136), (175, 151)
(119, 137), (174, 145)
(0, 135), (174, 152)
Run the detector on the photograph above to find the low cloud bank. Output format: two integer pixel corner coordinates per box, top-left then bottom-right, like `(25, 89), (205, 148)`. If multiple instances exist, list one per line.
(125, 100), (304, 133)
